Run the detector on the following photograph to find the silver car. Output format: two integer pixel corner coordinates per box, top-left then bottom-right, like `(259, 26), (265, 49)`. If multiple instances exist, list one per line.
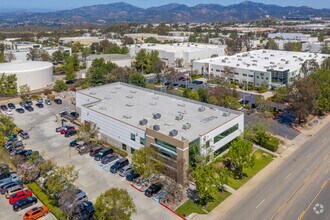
(119, 165), (132, 177)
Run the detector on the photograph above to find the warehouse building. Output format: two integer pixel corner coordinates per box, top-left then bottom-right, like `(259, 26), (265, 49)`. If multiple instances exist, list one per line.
(76, 83), (244, 184)
(0, 61), (53, 90)
(193, 50), (330, 88)
(129, 43), (226, 67)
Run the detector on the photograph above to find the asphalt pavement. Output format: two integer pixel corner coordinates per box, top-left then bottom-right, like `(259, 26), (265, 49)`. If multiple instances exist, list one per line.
(220, 121), (330, 220)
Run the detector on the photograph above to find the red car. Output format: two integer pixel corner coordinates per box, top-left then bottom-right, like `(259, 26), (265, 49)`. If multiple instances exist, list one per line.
(9, 189), (33, 205)
(60, 126), (75, 134)
(178, 76), (190, 81)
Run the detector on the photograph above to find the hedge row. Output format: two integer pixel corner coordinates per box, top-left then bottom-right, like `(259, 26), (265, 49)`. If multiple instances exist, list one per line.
(100, 141), (128, 157)
(27, 182), (66, 220)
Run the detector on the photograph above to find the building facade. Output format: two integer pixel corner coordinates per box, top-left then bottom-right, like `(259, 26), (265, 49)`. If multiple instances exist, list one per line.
(76, 83), (244, 184)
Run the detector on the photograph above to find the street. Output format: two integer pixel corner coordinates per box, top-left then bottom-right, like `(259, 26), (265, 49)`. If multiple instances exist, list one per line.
(220, 121), (330, 220)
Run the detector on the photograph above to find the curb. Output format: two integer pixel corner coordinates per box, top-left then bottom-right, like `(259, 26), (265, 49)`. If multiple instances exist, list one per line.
(130, 183), (143, 192)
(160, 202), (187, 220)
(290, 124), (301, 133)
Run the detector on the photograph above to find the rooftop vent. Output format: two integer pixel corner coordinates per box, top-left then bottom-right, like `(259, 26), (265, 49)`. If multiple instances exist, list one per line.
(89, 92), (96, 95)
(178, 103), (185, 107)
(169, 129), (178, 137)
(130, 90), (137, 93)
(126, 103), (134, 107)
(152, 96), (159, 100)
(222, 111), (230, 117)
(126, 95), (133, 99)
(139, 119), (148, 126)
(149, 102), (157, 106)
(99, 107), (107, 111)
(153, 113), (161, 120)
(198, 106), (206, 112)
(175, 114), (184, 121)
(153, 125), (160, 131)
(182, 123), (191, 130)
(123, 115), (132, 119)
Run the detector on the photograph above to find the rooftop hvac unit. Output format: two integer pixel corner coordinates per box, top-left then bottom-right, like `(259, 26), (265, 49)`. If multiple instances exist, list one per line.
(198, 106), (206, 112)
(139, 119), (148, 126)
(130, 90), (137, 93)
(182, 123), (191, 130)
(178, 103), (185, 107)
(126, 103), (134, 107)
(153, 125), (160, 131)
(169, 129), (178, 137)
(89, 92), (96, 95)
(222, 111), (230, 117)
(153, 113), (161, 120)
(123, 115), (132, 119)
(175, 114), (184, 121)
(126, 95), (133, 99)
(99, 107), (107, 111)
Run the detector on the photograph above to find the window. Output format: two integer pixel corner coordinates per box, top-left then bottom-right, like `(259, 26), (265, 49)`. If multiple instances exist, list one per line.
(140, 137), (145, 145)
(122, 144), (127, 151)
(130, 133), (136, 141)
(155, 139), (177, 153)
(216, 69), (220, 72)
(206, 140), (210, 148)
(243, 74), (247, 77)
(249, 75), (253, 77)
(213, 124), (239, 144)
(131, 148), (136, 154)
(266, 77), (269, 80)
(256, 76), (259, 79)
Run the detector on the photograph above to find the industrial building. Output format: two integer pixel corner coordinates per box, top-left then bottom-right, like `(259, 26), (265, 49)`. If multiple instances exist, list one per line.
(76, 83), (244, 184)
(268, 33), (318, 42)
(124, 33), (189, 43)
(129, 43), (226, 67)
(86, 54), (133, 69)
(0, 61), (53, 90)
(193, 50), (330, 88)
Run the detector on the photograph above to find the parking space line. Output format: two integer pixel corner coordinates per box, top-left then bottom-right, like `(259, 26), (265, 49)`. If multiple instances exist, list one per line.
(256, 199), (266, 209)
(284, 172), (292, 180)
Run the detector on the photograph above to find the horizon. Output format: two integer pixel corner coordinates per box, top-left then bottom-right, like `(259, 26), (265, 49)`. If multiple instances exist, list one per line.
(1, 0), (330, 12)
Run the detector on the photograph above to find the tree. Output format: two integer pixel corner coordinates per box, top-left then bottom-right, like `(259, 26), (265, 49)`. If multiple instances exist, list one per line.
(132, 147), (163, 178)
(0, 73), (17, 96)
(223, 96), (241, 110)
(88, 58), (117, 86)
(77, 121), (99, 144)
(244, 122), (267, 142)
(144, 37), (160, 43)
(128, 72), (146, 87)
(5, 51), (16, 62)
(134, 49), (150, 73)
(54, 80), (68, 92)
(63, 54), (79, 82)
(152, 61), (165, 83)
(0, 114), (16, 135)
(228, 138), (254, 179)
(288, 77), (320, 123)
(123, 37), (134, 45)
(300, 59), (319, 77)
(26, 48), (51, 61)
(109, 67), (133, 83)
(45, 165), (79, 197)
(82, 47), (91, 61)
(272, 86), (290, 103)
(197, 87), (208, 102)
(19, 84), (31, 100)
(321, 45), (330, 54)
(0, 44), (4, 63)
(94, 188), (136, 220)
(52, 50), (69, 64)
(264, 39), (279, 50)
(283, 42), (302, 52)
(70, 42), (84, 53)
(223, 66), (235, 82)
(310, 68), (330, 112)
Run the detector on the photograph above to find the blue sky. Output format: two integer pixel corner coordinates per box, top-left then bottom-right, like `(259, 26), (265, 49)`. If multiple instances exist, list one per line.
(2, 0), (329, 11)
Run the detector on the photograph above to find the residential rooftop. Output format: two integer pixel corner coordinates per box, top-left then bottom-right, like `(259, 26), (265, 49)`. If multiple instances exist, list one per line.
(195, 50), (330, 72)
(78, 83), (242, 142)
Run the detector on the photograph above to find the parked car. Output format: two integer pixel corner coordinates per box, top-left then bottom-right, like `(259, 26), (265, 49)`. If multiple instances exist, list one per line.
(24, 106), (34, 112)
(73, 201), (95, 219)
(59, 110), (68, 117)
(0, 172), (19, 184)
(70, 140), (78, 147)
(94, 148), (114, 161)
(119, 165), (132, 177)
(5, 185), (24, 198)
(65, 129), (77, 137)
(64, 189), (88, 208)
(144, 183), (162, 197)
(20, 131), (30, 139)
(36, 103), (44, 108)
(13, 196), (38, 212)
(70, 111), (80, 119)
(192, 80), (203, 85)
(126, 170), (140, 182)
(8, 103), (15, 109)
(5, 109), (13, 115)
(89, 147), (105, 157)
(110, 158), (129, 173)
(16, 108), (25, 113)
(19, 102), (26, 107)
(101, 154), (118, 164)
(45, 99), (52, 105)
(36, 98), (43, 104)
(0, 181), (23, 194)
(178, 76), (190, 81)
(0, 105), (8, 111)
(60, 126), (75, 134)
(54, 99), (62, 104)
(9, 189), (33, 205)
(56, 125), (69, 132)
(26, 100), (33, 106)
(23, 206), (49, 220)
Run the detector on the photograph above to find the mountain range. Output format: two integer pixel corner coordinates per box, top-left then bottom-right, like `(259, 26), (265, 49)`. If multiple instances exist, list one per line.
(1, 1), (330, 25)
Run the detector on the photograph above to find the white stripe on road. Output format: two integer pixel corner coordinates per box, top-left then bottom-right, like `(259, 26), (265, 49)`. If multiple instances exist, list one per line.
(256, 199), (266, 209)
(306, 153), (311, 158)
(284, 172), (292, 180)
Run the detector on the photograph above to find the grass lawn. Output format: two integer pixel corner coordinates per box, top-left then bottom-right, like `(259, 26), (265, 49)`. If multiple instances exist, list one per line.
(175, 191), (231, 216)
(227, 149), (275, 190)
(191, 74), (203, 80)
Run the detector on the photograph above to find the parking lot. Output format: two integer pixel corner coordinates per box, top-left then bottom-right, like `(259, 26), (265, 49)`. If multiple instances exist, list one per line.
(11, 98), (180, 220)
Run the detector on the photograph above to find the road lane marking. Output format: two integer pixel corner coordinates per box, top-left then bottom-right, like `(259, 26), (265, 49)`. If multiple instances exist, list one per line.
(284, 172), (292, 180)
(322, 137), (327, 142)
(256, 199), (266, 209)
(306, 153), (311, 158)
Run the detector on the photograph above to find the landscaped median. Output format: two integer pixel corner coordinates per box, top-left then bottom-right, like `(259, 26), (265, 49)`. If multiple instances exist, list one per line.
(27, 182), (66, 220)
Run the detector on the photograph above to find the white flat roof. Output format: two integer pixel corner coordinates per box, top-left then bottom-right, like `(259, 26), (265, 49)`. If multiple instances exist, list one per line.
(195, 50), (330, 72)
(0, 61), (53, 72)
(131, 43), (225, 53)
(78, 83), (242, 142)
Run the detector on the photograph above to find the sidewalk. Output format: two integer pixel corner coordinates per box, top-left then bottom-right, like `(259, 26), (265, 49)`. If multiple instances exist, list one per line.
(190, 114), (330, 220)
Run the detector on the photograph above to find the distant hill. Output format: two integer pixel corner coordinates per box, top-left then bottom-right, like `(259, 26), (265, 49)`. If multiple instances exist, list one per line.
(0, 1), (330, 25)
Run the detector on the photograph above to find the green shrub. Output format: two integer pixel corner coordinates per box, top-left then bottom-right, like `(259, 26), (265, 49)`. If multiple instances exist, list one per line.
(30, 94), (39, 100)
(28, 182), (66, 220)
(263, 137), (279, 152)
(99, 141), (128, 157)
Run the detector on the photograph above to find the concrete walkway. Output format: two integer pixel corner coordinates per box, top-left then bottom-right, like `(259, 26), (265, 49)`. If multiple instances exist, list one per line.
(190, 114), (330, 220)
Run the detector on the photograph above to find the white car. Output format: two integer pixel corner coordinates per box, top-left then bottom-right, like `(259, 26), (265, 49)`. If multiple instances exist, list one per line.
(5, 109), (13, 115)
